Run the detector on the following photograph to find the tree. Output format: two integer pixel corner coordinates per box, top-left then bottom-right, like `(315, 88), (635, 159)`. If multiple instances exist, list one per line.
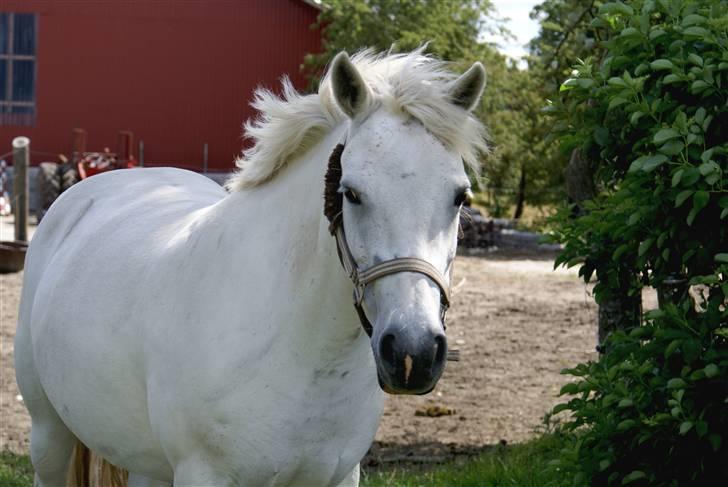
(304, 0), (502, 78)
(304, 0), (563, 219)
(547, 0), (728, 483)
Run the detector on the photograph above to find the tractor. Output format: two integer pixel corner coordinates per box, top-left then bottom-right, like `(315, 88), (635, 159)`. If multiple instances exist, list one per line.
(37, 129), (136, 221)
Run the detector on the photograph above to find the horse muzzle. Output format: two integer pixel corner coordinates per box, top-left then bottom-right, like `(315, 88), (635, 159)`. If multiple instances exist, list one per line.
(373, 325), (447, 395)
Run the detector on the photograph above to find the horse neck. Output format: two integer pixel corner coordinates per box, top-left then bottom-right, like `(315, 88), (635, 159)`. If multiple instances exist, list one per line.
(215, 125), (365, 355)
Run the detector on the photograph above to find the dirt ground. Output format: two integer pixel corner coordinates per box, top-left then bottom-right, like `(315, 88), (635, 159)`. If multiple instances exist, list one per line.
(1, 249), (603, 465)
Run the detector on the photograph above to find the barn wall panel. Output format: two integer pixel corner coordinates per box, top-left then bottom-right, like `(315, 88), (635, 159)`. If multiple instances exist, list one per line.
(0, 0), (321, 171)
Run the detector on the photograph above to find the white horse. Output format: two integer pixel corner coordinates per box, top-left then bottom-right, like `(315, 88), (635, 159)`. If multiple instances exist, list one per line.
(15, 49), (487, 486)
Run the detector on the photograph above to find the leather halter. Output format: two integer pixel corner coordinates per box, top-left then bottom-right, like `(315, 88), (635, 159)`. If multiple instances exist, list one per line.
(323, 143), (455, 355)
(328, 212), (451, 337)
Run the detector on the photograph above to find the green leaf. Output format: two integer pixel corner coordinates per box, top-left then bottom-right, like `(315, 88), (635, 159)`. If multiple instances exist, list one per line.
(679, 421), (693, 435)
(653, 128), (680, 144)
(704, 363), (719, 378)
(608, 96), (629, 110)
(650, 59), (675, 71)
(687, 190), (710, 226)
(613, 244), (631, 260)
(692, 80), (709, 91)
(675, 190), (693, 207)
(683, 26), (709, 37)
(695, 107), (707, 125)
(649, 28), (666, 40)
(667, 378), (686, 389)
(638, 238), (654, 256)
(618, 398), (633, 408)
(551, 403), (571, 414)
(594, 127), (610, 146)
(577, 78), (595, 89)
(665, 339), (681, 358)
(559, 78), (578, 92)
(599, 1), (633, 16)
(687, 53), (704, 66)
(681, 167), (700, 185)
(706, 173), (721, 186)
(622, 470), (646, 484)
(628, 155), (648, 172)
(662, 73), (682, 84)
(659, 139), (684, 155)
(722, 208), (728, 219)
(715, 254), (728, 264)
(696, 421), (708, 437)
(693, 190), (710, 212)
(671, 169), (684, 187)
(701, 148), (714, 162)
(642, 154), (668, 172)
(682, 14), (707, 26)
(618, 419), (637, 430)
(699, 161), (716, 176)
(599, 459), (611, 471)
(630, 111), (645, 125)
(608, 77), (628, 87)
(709, 434), (722, 451)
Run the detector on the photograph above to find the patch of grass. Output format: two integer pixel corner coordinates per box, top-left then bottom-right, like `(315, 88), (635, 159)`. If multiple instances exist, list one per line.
(0, 451), (33, 487)
(0, 435), (569, 487)
(361, 434), (567, 487)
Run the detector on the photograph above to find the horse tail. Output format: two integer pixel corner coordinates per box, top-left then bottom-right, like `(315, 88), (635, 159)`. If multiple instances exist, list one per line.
(66, 439), (129, 487)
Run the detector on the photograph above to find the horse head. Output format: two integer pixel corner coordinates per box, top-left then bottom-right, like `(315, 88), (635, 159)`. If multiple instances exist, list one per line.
(325, 52), (486, 395)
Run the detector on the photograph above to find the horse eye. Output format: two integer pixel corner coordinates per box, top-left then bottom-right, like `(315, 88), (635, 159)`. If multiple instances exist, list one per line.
(344, 189), (361, 205)
(454, 188), (472, 207)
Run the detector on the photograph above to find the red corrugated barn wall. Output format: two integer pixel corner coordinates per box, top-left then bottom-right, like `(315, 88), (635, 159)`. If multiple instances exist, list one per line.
(0, 0), (321, 171)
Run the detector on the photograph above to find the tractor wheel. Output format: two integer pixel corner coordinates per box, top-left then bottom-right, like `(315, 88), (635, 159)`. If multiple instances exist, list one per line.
(37, 162), (60, 222)
(60, 164), (79, 192)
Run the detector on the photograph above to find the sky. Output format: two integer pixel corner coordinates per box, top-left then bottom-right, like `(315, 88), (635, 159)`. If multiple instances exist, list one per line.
(486, 0), (542, 62)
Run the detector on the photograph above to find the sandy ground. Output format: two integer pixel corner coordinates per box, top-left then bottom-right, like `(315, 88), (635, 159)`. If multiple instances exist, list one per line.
(1, 249), (603, 466)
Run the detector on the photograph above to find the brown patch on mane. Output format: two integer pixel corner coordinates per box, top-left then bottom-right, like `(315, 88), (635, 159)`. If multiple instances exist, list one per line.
(324, 143), (345, 232)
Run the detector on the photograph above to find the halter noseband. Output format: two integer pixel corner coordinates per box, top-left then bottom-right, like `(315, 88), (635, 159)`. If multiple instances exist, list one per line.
(324, 144), (456, 356)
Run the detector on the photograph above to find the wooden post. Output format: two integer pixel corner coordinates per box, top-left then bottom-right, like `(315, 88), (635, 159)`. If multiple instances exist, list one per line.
(12, 136), (29, 242)
(203, 143), (208, 174)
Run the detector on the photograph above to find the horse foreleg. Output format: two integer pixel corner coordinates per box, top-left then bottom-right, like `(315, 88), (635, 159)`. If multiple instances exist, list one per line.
(335, 465), (360, 487)
(127, 473), (171, 487)
(172, 460), (238, 487)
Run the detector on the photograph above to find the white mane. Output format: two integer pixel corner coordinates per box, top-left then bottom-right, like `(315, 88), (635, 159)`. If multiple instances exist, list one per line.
(225, 48), (489, 191)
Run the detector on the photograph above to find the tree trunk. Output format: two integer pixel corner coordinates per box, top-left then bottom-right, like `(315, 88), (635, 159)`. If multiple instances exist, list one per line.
(513, 165), (526, 220)
(564, 148), (641, 352)
(597, 292), (642, 346)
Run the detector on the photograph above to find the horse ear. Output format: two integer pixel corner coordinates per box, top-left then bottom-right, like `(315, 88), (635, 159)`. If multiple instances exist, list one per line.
(330, 52), (371, 118)
(449, 62), (486, 112)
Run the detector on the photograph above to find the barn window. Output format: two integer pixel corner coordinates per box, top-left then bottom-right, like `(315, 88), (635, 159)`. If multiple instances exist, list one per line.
(0, 13), (37, 126)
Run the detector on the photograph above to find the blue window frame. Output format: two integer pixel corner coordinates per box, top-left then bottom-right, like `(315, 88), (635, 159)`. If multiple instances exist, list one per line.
(0, 12), (37, 124)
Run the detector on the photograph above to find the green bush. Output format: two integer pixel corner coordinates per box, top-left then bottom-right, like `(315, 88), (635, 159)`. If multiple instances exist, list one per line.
(546, 0), (728, 484)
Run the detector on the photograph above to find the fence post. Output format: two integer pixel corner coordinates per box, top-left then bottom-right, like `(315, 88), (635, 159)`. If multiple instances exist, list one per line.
(203, 143), (208, 174)
(12, 136), (29, 242)
(139, 140), (144, 167)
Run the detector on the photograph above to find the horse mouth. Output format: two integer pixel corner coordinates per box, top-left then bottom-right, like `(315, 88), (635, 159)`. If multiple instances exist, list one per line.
(376, 368), (441, 396)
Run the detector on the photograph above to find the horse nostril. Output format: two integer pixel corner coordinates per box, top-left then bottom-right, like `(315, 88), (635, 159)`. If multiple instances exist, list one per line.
(380, 333), (396, 365)
(434, 335), (446, 365)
